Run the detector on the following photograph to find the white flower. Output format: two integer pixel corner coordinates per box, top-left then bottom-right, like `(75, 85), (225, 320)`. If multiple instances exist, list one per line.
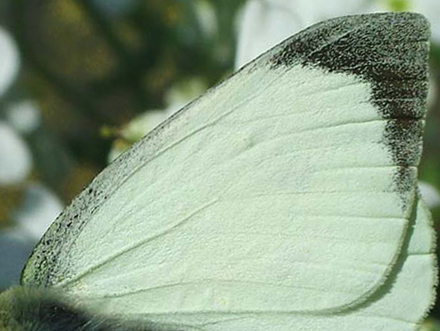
(0, 121), (32, 185)
(419, 181), (440, 209)
(0, 27), (19, 98)
(6, 100), (41, 134)
(0, 29), (31, 185)
(194, 0), (218, 38)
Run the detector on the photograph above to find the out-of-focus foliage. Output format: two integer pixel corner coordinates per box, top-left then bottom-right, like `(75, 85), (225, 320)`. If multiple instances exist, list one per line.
(0, 0), (439, 324)
(422, 317), (440, 331)
(3, 0), (244, 199)
(0, 0), (245, 200)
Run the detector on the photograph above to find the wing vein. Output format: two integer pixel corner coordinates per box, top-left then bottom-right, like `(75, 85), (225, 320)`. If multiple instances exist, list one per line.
(58, 199), (219, 288)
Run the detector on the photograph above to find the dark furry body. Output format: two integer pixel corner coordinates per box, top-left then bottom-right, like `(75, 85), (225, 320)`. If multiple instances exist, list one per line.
(0, 287), (178, 331)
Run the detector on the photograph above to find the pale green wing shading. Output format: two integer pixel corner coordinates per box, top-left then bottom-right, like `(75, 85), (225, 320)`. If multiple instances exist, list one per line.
(142, 194), (434, 331)
(21, 12), (432, 324)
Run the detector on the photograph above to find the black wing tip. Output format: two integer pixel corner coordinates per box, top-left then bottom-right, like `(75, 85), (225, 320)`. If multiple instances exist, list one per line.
(269, 12), (430, 207)
(270, 12), (431, 69)
(336, 11), (428, 24)
(313, 12), (430, 38)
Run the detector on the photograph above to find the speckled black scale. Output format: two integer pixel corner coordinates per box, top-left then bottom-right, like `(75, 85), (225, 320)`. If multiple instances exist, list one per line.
(271, 12), (430, 203)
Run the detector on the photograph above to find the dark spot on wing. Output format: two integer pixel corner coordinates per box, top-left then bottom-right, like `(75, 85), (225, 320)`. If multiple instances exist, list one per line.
(271, 12), (430, 207)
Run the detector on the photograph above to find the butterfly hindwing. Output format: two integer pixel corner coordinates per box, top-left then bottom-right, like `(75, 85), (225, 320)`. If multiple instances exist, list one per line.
(163, 194), (433, 331)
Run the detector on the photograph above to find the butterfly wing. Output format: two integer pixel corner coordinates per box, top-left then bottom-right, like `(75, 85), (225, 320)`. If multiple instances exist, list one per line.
(156, 193), (433, 331)
(22, 12), (433, 328)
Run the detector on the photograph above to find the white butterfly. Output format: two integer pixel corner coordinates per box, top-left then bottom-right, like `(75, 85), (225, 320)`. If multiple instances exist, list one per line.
(0, 12), (436, 331)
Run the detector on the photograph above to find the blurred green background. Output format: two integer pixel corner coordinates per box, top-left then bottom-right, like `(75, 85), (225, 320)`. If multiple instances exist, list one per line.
(0, 0), (439, 328)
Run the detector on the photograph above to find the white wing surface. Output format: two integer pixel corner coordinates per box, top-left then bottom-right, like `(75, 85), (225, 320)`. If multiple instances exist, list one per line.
(123, 194), (436, 331)
(22, 13), (434, 330)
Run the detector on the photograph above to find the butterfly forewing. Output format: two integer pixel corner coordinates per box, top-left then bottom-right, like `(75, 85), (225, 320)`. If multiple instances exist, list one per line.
(21, 12), (434, 330)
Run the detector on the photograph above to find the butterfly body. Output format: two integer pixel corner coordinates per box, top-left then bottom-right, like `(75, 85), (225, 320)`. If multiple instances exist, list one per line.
(0, 287), (178, 331)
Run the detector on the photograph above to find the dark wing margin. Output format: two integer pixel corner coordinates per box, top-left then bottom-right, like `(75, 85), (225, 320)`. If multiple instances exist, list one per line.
(21, 12), (430, 288)
(270, 12), (430, 207)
